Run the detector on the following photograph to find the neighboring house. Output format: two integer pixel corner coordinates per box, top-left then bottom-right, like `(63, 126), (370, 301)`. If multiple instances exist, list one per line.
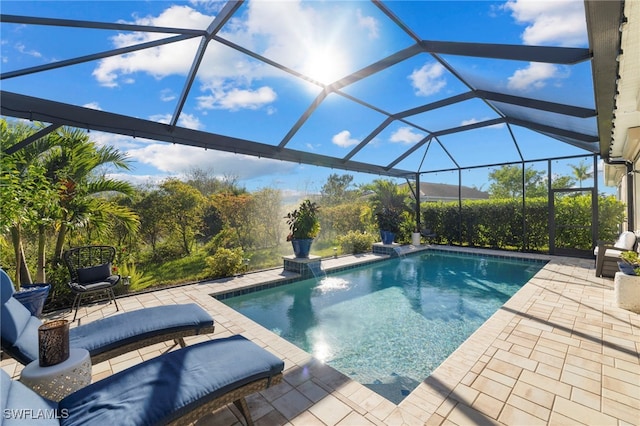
(402, 182), (489, 203)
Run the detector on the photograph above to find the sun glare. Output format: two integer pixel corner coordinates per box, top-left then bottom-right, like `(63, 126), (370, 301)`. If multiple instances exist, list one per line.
(302, 47), (349, 85)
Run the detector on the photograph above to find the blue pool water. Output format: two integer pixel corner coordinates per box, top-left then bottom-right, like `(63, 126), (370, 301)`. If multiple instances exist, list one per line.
(223, 251), (545, 403)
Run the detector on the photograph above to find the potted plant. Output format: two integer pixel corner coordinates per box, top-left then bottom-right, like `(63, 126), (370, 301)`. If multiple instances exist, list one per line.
(286, 199), (320, 258)
(618, 251), (640, 275)
(375, 207), (402, 245)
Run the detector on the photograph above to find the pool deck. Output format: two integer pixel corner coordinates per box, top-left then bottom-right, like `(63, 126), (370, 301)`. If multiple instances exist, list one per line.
(3, 245), (639, 425)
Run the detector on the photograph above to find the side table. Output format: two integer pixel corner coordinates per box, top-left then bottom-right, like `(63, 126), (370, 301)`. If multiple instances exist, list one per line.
(20, 348), (92, 402)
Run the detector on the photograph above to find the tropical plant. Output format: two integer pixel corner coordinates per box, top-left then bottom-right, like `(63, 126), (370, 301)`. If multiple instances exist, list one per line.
(1, 120), (62, 285)
(45, 126), (139, 262)
(365, 179), (408, 233)
(1, 120), (139, 286)
(285, 199), (320, 240)
(375, 207), (403, 233)
(619, 250), (640, 276)
(620, 250), (639, 266)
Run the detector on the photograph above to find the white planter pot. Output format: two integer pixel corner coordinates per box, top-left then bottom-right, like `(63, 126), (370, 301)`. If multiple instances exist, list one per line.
(614, 272), (640, 313)
(411, 232), (421, 246)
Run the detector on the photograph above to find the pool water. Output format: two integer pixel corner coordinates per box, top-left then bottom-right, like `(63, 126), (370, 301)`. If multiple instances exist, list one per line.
(223, 251), (545, 403)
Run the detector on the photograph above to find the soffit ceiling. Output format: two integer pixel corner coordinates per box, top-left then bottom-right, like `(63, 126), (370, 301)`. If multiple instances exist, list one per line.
(0, 1), (621, 179)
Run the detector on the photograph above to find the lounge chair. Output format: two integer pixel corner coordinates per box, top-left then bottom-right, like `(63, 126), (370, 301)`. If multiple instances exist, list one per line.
(594, 231), (637, 278)
(1, 335), (284, 425)
(1, 268), (215, 365)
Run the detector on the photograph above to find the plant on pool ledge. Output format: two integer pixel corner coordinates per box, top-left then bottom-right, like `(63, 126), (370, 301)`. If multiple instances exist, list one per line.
(286, 199), (320, 258)
(375, 207), (402, 244)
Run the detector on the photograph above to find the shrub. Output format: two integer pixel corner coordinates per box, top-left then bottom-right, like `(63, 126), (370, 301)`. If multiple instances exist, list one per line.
(337, 231), (375, 254)
(205, 247), (245, 279)
(118, 263), (155, 292)
(152, 242), (184, 262)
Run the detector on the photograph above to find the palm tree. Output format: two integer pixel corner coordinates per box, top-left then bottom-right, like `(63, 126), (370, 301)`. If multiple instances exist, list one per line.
(1, 120), (138, 285)
(364, 179), (410, 234)
(1, 119), (61, 285)
(44, 127), (139, 262)
(365, 179), (409, 213)
(569, 160), (593, 188)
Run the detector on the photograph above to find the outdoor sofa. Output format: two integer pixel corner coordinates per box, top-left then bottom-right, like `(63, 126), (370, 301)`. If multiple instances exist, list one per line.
(1, 268), (215, 365)
(0, 334), (284, 425)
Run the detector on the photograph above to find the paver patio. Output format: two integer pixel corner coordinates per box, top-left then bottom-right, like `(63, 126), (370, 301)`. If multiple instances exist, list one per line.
(2, 246), (638, 425)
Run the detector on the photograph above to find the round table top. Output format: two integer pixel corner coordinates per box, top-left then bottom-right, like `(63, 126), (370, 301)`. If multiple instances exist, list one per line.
(21, 348), (90, 379)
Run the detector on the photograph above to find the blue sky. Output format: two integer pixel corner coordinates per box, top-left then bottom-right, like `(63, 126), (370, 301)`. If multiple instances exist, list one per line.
(1, 0), (611, 198)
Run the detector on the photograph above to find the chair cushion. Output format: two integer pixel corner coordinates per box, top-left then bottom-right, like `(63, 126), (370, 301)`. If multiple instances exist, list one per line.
(1, 269), (42, 365)
(604, 248), (626, 258)
(69, 303), (214, 356)
(614, 231), (636, 250)
(76, 263), (111, 283)
(1, 370), (59, 426)
(1, 269), (15, 302)
(59, 335), (284, 426)
(69, 277), (118, 293)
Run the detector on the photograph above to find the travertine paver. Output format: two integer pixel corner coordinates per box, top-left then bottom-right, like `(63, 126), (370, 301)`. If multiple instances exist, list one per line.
(2, 246), (638, 425)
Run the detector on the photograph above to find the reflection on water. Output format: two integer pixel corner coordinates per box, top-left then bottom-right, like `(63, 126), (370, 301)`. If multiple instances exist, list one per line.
(224, 252), (544, 403)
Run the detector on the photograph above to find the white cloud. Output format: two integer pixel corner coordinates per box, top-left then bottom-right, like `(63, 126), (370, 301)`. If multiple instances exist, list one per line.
(177, 113), (203, 130)
(357, 9), (379, 39)
(409, 62), (446, 97)
(332, 130), (359, 148)
(197, 86), (277, 111)
(149, 112), (203, 130)
(461, 117), (505, 129)
(504, 0), (587, 47)
(127, 142), (297, 180)
(390, 127), (423, 144)
(160, 89), (176, 102)
(92, 1), (375, 108)
(507, 62), (559, 91)
(15, 42), (41, 58)
(83, 102), (102, 110)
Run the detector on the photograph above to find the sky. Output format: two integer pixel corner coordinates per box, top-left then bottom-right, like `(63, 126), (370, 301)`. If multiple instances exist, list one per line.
(0, 0), (613, 200)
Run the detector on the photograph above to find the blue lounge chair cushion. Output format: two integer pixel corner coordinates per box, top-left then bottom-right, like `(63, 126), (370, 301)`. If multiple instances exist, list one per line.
(2, 268), (214, 365)
(0, 370), (58, 425)
(1, 270), (42, 365)
(69, 303), (214, 356)
(58, 335), (285, 425)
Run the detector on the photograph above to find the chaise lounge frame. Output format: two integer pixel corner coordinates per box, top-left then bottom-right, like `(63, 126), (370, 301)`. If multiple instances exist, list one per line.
(1, 335), (285, 426)
(1, 268), (215, 366)
(169, 374), (284, 426)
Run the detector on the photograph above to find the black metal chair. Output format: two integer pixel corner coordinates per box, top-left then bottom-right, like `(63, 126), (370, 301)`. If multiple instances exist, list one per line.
(420, 228), (437, 242)
(62, 245), (120, 321)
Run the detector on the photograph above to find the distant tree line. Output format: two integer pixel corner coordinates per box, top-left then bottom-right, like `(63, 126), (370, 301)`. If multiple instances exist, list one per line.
(1, 119), (623, 310)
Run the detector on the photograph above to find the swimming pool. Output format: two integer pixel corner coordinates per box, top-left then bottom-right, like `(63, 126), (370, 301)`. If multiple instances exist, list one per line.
(223, 250), (545, 403)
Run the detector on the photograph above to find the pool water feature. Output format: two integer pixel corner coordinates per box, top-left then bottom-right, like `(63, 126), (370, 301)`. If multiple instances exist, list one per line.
(223, 251), (545, 403)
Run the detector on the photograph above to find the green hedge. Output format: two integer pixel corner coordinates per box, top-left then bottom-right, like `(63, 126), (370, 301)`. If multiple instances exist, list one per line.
(421, 195), (625, 252)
